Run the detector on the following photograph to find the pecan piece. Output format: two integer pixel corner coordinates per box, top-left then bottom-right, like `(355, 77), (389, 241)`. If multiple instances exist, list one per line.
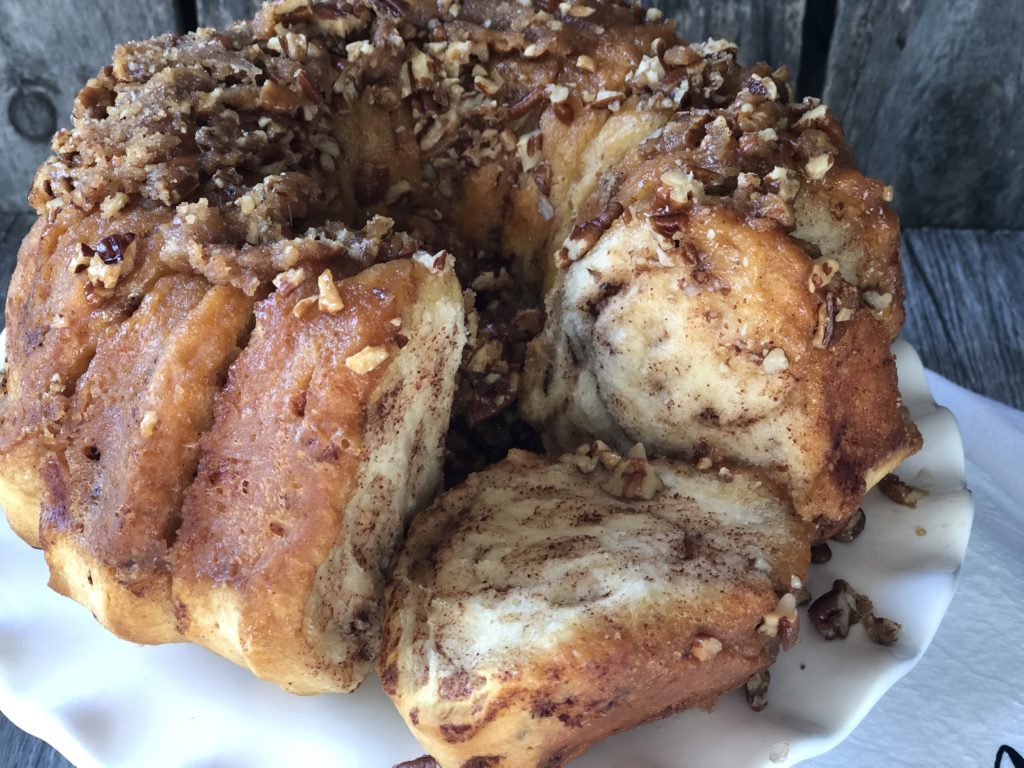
(394, 758), (439, 768)
(745, 670), (770, 712)
(808, 579), (861, 640)
(810, 542), (832, 564)
(862, 613), (901, 646)
(559, 200), (623, 266)
(830, 507), (866, 544)
(878, 473), (928, 508)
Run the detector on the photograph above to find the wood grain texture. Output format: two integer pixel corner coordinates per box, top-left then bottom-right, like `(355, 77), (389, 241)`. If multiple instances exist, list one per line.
(901, 229), (1024, 410)
(661, 0), (806, 83)
(0, 713), (72, 768)
(824, 0), (1024, 229)
(0, 1), (183, 212)
(197, 0), (263, 28)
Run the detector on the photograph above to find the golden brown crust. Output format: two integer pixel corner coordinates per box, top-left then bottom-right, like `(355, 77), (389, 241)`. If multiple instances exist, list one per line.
(39, 274), (253, 643)
(520, 95), (921, 529)
(171, 257), (464, 693)
(380, 449), (812, 767)
(1, 206), (177, 546)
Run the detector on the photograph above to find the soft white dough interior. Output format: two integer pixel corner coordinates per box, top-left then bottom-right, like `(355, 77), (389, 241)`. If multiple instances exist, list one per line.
(404, 455), (802, 680)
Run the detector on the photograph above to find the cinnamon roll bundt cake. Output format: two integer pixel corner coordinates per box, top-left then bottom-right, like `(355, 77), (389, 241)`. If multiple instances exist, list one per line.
(0, 0), (920, 760)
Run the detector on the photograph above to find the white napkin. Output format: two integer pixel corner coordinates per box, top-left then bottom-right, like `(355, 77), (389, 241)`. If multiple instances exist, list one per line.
(809, 372), (1024, 766)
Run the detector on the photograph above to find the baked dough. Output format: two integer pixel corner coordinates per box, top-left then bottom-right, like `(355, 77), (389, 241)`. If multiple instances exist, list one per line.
(0, 0), (919, 701)
(522, 189), (919, 534)
(41, 255), (464, 691)
(41, 273), (252, 644)
(172, 256), (464, 693)
(380, 447), (812, 768)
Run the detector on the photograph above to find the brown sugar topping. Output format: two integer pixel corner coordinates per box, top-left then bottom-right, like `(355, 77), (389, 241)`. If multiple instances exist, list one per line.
(24, 0), (880, 483)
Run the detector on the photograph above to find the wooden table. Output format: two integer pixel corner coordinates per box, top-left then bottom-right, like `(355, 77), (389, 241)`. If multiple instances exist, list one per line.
(0, 222), (1021, 768)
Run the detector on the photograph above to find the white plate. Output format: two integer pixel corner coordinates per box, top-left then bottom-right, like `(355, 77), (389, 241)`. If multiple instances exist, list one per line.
(0, 336), (972, 768)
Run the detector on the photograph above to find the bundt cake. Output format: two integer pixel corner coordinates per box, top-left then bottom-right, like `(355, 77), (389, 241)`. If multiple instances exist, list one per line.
(0, 0), (921, 756)
(379, 446), (812, 768)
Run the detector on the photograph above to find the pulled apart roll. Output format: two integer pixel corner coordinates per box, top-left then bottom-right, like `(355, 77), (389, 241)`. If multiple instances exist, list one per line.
(379, 447), (812, 768)
(1, 207), (177, 546)
(522, 185), (919, 535)
(173, 255), (464, 693)
(41, 255), (465, 693)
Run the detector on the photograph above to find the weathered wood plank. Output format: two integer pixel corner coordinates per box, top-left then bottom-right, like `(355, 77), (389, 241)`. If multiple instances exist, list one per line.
(823, 0), (1024, 229)
(0, 1), (184, 212)
(661, 0), (806, 86)
(197, 0), (263, 28)
(901, 229), (1024, 410)
(0, 713), (72, 768)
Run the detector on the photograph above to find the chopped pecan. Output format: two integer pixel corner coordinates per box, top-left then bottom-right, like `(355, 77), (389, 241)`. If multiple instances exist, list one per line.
(346, 345), (390, 373)
(810, 542), (832, 564)
(878, 473), (927, 507)
(560, 200), (624, 266)
(830, 508), (866, 544)
(862, 613), (901, 646)
(259, 80), (303, 112)
(317, 269), (345, 313)
(552, 100), (574, 124)
(745, 670), (770, 712)
(394, 758), (438, 768)
(660, 169), (704, 208)
(689, 634), (723, 662)
(94, 233), (136, 264)
(813, 293), (838, 349)
(808, 579), (862, 640)
(601, 443), (663, 500)
(758, 593), (797, 640)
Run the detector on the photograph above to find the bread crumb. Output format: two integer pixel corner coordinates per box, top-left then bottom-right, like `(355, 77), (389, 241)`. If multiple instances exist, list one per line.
(140, 411), (157, 437)
(761, 348), (789, 374)
(690, 635), (722, 661)
(769, 741), (789, 763)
